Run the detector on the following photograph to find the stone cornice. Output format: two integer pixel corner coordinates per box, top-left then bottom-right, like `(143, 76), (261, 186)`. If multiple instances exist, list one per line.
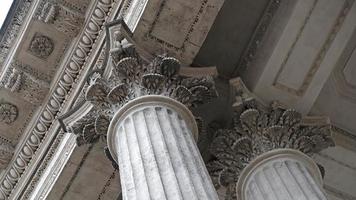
(235, 0), (281, 75)
(19, 39), (109, 200)
(0, 0), (38, 77)
(0, 0), (117, 199)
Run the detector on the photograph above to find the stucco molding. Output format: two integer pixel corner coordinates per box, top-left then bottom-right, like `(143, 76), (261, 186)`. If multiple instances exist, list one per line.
(273, 0), (351, 96)
(0, 0), (116, 199)
(0, 0), (35, 74)
(236, 0), (282, 75)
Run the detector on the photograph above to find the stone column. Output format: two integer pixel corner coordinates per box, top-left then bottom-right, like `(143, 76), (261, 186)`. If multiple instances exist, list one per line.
(207, 79), (334, 200)
(61, 20), (219, 200)
(107, 95), (219, 200)
(237, 149), (327, 200)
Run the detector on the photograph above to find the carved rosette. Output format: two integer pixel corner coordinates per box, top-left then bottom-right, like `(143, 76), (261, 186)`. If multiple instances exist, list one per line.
(0, 103), (18, 125)
(28, 33), (54, 60)
(68, 21), (218, 148)
(207, 79), (334, 199)
(0, 1), (113, 199)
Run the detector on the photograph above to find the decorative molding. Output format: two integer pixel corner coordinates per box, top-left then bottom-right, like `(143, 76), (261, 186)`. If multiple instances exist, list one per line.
(0, 138), (15, 171)
(12, 60), (51, 84)
(19, 40), (109, 200)
(318, 152), (356, 172)
(21, 43), (110, 200)
(121, 0), (148, 30)
(273, 0), (351, 96)
(147, 0), (209, 51)
(0, 0), (85, 73)
(0, 61), (50, 104)
(38, 1), (85, 37)
(324, 184), (356, 200)
(20, 131), (64, 200)
(0, 0), (34, 71)
(61, 19), (218, 148)
(34, 0), (87, 19)
(0, 67), (22, 93)
(236, 0), (282, 74)
(207, 78), (334, 199)
(332, 35), (356, 103)
(96, 169), (118, 200)
(120, 0), (224, 65)
(0, 102), (18, 125)
(28, 33), (55, 60)
(58, 144), (94, 200)
(0, 0), (115, 199)
(331, 126), (356, 152)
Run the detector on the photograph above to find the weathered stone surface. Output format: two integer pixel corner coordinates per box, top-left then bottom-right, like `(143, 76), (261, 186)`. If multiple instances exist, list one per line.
(68, 20), (217, 147)
(28, 33), (54, 60)
(38, 1), (85, 37)
(108, 96), (218, 199)
(59, 19), (219, 200)
(0, 103), (18, 125)
(207, 78), (334, 199)
(237, 149), (327, 200)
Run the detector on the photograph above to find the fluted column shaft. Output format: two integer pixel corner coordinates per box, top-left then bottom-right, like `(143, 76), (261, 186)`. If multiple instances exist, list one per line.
(237, 149), (328, 200)
(107, 96), (218, 200)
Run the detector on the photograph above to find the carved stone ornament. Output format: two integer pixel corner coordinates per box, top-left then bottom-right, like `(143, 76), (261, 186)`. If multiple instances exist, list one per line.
(61, 20), (218, 149)
(28, 33), (54, 60)
(38, 1), (85, 37)
(207, 79), (334, 199)
(0, 67), (22, 92)
(0, 138), (15, 170)
(0, 1), (114, 198)
(0, 61), (50, 105)
(0, 102), (18, 125)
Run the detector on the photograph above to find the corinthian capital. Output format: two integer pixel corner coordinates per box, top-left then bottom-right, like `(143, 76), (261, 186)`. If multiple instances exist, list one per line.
(207, 78), (334, 199)
(60, 19), (218, 148)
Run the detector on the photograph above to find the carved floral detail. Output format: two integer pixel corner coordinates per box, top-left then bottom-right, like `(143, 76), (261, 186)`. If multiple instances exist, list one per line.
(54, 21), (219, 175)
(207, 80), (334, 199)
(0, 1), (113, 198)
(0, 0), (33, 69)
(0, 103), (18, 125)
(38, 1), (85, 37)
(28, 33), (54, 60)
(70, 39), (217, 146)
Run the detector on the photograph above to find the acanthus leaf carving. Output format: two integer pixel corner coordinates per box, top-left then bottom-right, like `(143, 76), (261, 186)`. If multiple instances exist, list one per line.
(62, 20), (219, 162)
(0, 0), (114, 198)
(207, 78), (334, 199)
